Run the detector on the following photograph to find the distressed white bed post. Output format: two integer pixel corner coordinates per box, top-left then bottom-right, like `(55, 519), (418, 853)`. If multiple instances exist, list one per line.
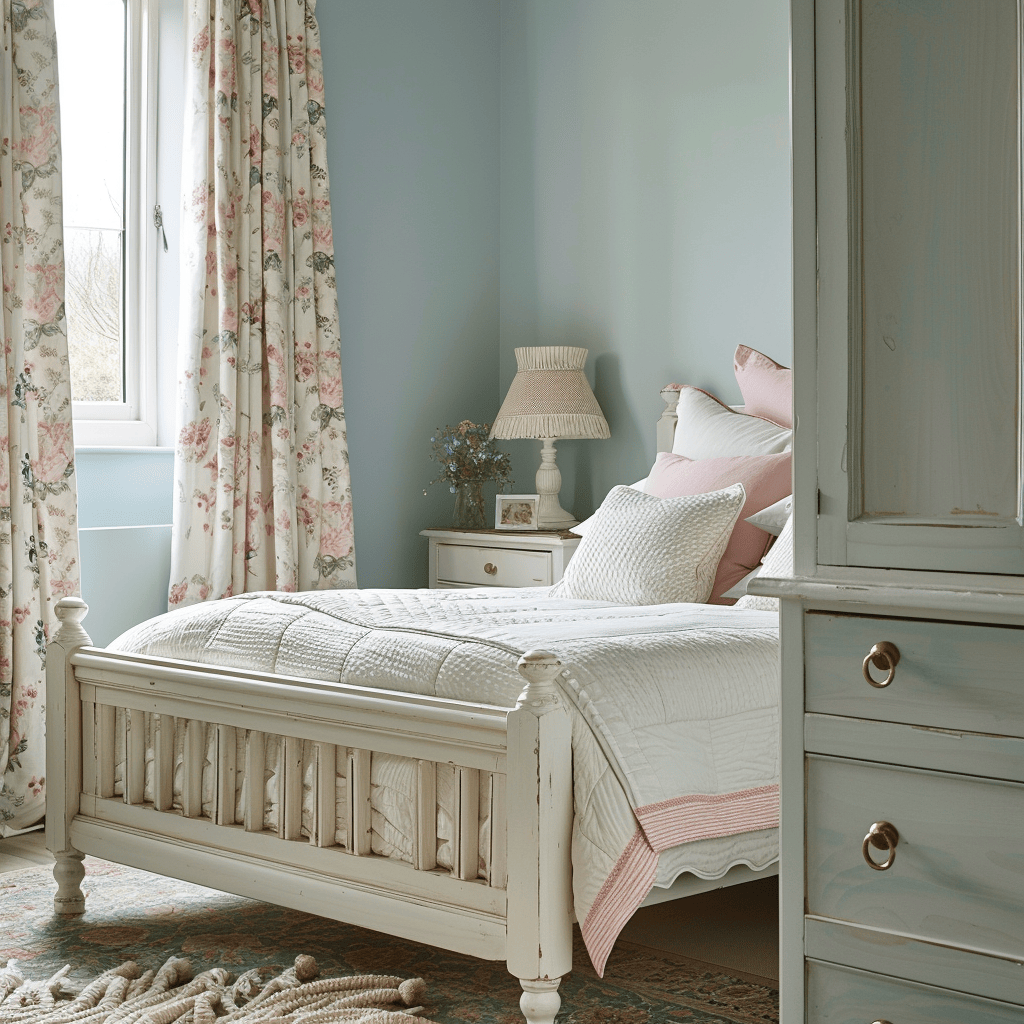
(656, 385), (681, 454)
(506, 651), (573, 1024)
(45, 596), (92, 915)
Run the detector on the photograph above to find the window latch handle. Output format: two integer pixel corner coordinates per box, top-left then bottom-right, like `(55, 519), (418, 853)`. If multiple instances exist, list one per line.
(153, 204), (169, 253)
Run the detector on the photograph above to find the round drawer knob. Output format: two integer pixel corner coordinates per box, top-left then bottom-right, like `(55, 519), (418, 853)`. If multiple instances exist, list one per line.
(484, 562), (498, 576)
(862, 820), (899, 871)
(871, 1020), (894, 1024)
(862, 641), (900, 688)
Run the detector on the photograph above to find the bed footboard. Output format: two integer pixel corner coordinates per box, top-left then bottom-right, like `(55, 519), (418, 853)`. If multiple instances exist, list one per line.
(45, 598), (573, 1023)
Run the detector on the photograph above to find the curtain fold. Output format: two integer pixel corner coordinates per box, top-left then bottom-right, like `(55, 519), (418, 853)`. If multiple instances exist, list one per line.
(170, 0), (355, 607)
(0, 0), (80, 833)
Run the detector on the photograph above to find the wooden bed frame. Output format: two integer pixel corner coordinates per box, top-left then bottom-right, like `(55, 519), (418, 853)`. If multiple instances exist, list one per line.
(44, 386), (778, 1024)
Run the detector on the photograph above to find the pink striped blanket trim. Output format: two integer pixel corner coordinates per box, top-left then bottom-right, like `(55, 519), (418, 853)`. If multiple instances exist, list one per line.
(635, 784), (779, 850)
(580, 830), (659, 976)
(581, 784), (779, 975)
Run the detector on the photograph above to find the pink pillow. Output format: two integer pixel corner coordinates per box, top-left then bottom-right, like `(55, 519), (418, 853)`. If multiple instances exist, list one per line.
(646, 450), (792, 604)
(733, 345), (793, 428)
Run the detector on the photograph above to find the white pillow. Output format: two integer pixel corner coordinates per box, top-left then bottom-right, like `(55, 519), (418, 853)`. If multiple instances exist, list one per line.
(570, 477), (647, 537)
(735, 514), (794, 612)
(672, 386), (792, 459)
(745, 494), (793, 536)
(553, 483), (746, 605)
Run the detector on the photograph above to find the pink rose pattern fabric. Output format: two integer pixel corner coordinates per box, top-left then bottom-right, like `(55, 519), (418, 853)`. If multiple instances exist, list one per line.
(171, 0), (356, 607)
(0, 0), (81, 832)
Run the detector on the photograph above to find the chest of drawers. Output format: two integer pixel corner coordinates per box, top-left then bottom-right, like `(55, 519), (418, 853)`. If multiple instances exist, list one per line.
(420, 528), (579, 590)
(767, 591), (1024, 1021)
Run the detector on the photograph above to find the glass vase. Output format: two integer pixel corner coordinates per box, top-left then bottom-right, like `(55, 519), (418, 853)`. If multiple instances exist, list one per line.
(453, 480), (487, 529)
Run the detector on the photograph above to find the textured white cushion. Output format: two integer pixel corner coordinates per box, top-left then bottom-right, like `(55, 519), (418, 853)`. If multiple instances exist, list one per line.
(570, 477), (647, 538)
(552, 483), (746, 605)
(672, 386), (792, 459)
(735, 514), (794, 612)
(745, 494), (793, 536)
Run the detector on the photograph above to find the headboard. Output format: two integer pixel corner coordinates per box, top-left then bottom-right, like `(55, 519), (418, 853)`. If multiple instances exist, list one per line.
(656, 384), (747, 455)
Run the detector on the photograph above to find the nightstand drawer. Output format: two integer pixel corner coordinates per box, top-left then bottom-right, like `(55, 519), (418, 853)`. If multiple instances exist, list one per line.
(436, 543), (553, 587)
(807, 960), (1024, 1023)
(806, 755), (1024, 960)
(804, 612), (1024, 738)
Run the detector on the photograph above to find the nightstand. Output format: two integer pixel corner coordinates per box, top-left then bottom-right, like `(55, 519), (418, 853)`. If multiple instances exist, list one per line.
(420, 528), (580, 589)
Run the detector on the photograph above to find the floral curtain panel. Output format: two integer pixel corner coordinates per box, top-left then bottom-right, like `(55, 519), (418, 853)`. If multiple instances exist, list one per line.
(0, 0), (80, 833)
(171, 0), (355, 607)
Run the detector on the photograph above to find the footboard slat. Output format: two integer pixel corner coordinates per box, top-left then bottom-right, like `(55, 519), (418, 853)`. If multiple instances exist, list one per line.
(182, 719), (204, 818)
(348, 748), (372, 855)
(489, 771), (507, 890)
(96, 704), (116, 799)
(215, 725), (237, 825)
(281, 736), (303, 841)
(154, 714), (174, 811)
(312, 742), (337, 848)
(415, 759), (437, 871)
(82, 700), (97, 797)
(244, 731), (266, 832)
(454, 767), (480, 882)
(125, 709), (146, 804)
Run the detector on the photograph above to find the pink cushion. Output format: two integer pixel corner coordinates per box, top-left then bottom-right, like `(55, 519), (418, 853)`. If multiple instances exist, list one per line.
(733, 345), (793, 428)
(646, 450), (792, 604)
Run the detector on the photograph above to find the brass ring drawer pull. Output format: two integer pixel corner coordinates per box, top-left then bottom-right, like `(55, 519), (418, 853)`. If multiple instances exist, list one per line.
(862, 641), (900, 688)
(484, 562), (498, 576)
(862, 821), (899, 871)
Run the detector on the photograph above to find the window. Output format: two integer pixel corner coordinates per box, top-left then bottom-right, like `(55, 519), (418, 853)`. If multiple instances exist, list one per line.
(55, 0), (157, 446)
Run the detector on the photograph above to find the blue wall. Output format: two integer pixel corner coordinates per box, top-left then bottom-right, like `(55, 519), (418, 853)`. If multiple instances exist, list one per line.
(317, 0), (501, 589)
(498, 0), (793, 520)
(75, 448), (174, 646)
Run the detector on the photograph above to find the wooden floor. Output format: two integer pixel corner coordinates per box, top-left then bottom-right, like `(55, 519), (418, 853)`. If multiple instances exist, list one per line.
(1, 829), (779, 984)
(0, 827), (52, 871)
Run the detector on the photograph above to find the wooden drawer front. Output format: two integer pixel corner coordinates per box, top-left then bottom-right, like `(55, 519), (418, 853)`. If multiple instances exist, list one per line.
(436, 544), (552, 587)
(806, 756), (1024, 960)
(807, 960), (1024, 1023)
(804, 612), (1024, 738)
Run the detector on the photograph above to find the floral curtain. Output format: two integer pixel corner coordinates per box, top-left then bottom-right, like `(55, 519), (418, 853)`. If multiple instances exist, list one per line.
(0, 0), (79, 833)
(170, 0), (355, 607)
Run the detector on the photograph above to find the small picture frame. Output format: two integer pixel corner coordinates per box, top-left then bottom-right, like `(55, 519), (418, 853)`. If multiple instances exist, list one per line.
(495, 493), (540, 531)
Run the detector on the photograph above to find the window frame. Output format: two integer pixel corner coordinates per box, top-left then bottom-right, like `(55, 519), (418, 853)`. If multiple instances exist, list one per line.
(70, 0), (159, 448)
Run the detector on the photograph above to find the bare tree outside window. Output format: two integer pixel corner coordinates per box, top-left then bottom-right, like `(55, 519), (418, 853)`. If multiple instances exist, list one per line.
(55, 0), (126, 406)
(65, 229), (122, 402)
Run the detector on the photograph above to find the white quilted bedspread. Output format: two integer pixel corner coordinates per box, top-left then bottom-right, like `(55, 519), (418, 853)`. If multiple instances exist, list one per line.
(112, 587), (779, 973)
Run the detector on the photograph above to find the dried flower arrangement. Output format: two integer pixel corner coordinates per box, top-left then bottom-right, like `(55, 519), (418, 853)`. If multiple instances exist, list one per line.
(425, 420), (513, 494)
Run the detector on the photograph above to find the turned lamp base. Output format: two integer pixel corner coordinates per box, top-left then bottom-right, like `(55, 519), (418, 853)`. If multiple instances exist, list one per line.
(534, 438), (578, 530)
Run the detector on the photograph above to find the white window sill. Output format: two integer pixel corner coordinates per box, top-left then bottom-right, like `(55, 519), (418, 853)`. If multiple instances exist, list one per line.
(73, 419), (158, 447)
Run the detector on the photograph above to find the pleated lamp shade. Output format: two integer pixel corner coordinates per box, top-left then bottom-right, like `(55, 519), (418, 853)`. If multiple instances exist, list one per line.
(490, 347), (610, 440)
(490, 347), (609, 529)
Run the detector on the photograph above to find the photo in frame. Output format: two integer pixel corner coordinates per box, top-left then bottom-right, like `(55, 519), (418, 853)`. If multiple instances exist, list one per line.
(495, 493), (540, 530)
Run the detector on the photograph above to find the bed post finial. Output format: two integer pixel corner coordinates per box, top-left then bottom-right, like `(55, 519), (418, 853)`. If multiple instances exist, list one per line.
(54, 596), (91, 647)
(507, 650), (573, 1023)
(47, 596), (91, 916)
(516, 649), (563, 706)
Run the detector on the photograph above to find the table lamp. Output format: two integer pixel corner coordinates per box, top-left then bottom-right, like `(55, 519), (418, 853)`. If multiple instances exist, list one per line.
(490, 346), (610, 529)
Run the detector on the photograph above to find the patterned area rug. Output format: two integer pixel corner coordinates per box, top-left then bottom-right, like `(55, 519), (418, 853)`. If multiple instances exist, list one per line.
(0, 860), (778, 1023)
